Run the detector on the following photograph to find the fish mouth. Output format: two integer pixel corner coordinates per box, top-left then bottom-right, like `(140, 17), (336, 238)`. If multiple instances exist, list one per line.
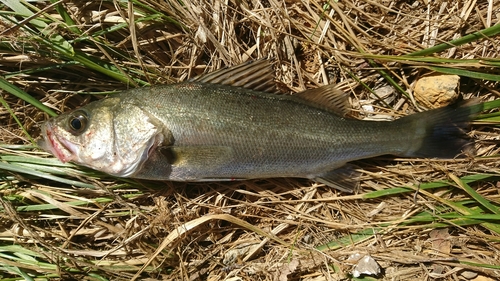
(39, 122), (78, 163)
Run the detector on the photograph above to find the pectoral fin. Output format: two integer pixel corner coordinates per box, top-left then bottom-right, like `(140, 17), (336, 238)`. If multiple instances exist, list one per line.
(162, 146), (234, 169)
(131, 146), (234, 180)
(314, 164), (361, 193)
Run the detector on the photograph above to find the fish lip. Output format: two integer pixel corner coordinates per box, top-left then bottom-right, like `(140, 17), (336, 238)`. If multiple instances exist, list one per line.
(40, 122), (77, 163)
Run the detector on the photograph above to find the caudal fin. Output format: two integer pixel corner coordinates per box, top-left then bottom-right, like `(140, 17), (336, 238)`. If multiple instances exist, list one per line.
(399, 100), (483, 158)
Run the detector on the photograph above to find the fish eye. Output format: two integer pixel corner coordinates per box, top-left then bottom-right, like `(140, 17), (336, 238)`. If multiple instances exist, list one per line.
(68, 110), (89, 135)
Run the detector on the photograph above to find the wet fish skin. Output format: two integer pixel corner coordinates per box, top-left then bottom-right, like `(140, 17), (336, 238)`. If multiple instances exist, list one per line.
(38, 61), (482, 192)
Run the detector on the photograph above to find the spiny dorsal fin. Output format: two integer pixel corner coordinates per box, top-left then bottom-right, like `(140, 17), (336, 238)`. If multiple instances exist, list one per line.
(294, 84), (351, 117)
(190, 58), (277, 93)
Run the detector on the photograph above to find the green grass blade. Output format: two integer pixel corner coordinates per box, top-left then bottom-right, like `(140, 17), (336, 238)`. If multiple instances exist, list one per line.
(0, 76), (57, 116)
(0, 265), (35, 281)
(0, 245), (43, 257)
(449, 174), (500, 215)
(477, 116), (500, 123)
(363, 174), (495, 199)
(459, 260), (500, 270)
(72, 51), (147, 87)
(367, 59), (410, 98)
(415, 184), (500, 235)
(0, 162), (96, 189)
(0, 95), (35, 144)
(427, 66), (500, 81)
(50, 0), (81, 35)
(131, 0), (183, 27)
(13, 197), (114, 212)
(0, 154), (75, 167)
(1, 0), (74, 55)
(480, 99), (500, 111)
(402, 210), (500, 224)
(409, 24), (500, 56)
(1, 0), (148, 87)
(316, 228), (380, 251)
(2, 62), (79, 79)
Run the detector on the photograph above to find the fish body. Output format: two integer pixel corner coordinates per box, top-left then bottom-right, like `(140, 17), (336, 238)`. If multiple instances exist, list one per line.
(39, 60), (482, 191)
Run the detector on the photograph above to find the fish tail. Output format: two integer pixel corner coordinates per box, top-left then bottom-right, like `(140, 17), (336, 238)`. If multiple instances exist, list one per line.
(398, 100), (483, 158)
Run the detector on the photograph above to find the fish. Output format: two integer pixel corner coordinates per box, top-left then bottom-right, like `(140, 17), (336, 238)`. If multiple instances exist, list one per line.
(38, 59), (483, 192)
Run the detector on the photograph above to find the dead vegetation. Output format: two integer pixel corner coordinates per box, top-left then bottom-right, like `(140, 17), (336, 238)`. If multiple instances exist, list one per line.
(1, 0), (500, 280)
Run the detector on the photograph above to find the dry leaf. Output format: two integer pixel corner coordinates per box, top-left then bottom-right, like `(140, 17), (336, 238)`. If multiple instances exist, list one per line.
(277, 259), (300, 281)
(430, 228), (451, 254)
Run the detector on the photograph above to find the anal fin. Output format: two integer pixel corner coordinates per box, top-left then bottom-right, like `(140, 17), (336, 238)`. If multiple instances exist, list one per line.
(314, 164), (361, 193)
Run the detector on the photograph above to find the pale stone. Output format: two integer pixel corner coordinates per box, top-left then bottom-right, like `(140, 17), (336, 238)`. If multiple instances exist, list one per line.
(414, 74), (460, 108)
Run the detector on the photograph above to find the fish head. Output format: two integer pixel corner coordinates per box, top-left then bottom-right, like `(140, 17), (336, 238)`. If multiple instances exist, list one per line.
(38, 97), (163, 177)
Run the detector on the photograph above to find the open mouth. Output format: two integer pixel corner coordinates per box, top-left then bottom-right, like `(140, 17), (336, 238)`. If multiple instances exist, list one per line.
(39, 122), (77, 163)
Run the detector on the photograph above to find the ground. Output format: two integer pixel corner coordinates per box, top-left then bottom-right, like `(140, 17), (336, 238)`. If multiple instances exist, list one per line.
(0, 0), (499, 280)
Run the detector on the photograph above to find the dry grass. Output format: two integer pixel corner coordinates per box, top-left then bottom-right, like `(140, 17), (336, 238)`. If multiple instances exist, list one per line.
(1, 0), (500, 280)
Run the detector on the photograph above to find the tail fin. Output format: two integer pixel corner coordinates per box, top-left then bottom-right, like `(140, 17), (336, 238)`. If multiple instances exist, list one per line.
(399, 100), (483, 158)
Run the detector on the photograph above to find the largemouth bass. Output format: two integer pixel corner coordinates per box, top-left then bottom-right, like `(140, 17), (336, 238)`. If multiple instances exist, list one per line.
(38, 60), (482, 192)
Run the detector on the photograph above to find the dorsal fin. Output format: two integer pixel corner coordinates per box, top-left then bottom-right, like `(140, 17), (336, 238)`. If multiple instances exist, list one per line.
(294, 84), (351, 116)
(190, 59), (277, 93)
